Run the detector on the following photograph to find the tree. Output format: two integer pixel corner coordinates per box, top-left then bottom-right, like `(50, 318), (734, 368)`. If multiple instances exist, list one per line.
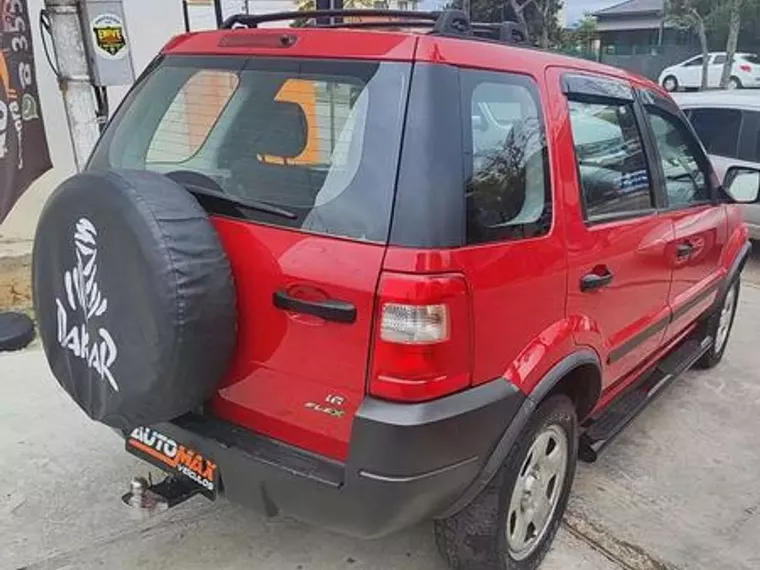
(292, 0), (372, 26)
(461, 0), (564, 48)
(719, 0), (744, 88)
(562, 13), (598, 55)
(665, 0), (712, 90)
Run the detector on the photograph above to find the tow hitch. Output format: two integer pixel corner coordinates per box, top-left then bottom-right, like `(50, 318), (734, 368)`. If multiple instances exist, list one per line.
(122, 475), (202, 514)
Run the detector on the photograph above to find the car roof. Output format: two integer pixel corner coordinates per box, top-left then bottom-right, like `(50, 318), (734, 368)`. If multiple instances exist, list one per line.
(163, 27), (665, 92)
(671, 90), (760, 111)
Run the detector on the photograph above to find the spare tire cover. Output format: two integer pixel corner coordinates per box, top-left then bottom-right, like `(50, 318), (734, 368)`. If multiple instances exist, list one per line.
(33, 170), (236, 430)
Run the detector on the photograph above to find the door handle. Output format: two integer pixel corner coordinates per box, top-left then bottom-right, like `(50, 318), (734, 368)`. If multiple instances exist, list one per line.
(580, 268), (614, 292)
(676, 242), (694, 259)
(273, 291), (357, 323)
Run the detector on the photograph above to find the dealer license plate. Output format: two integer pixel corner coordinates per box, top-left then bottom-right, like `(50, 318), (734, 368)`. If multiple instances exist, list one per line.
(126, 426), (219, 499)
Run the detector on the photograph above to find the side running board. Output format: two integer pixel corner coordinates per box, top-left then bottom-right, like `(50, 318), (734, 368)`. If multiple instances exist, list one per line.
(578, 333), (713, 463)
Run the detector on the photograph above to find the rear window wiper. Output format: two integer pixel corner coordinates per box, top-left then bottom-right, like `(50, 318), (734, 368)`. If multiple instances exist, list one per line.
(181, 183), (298, 220)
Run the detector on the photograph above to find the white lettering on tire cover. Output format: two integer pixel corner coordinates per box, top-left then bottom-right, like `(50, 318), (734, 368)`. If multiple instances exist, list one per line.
(55, 218), (119, 391)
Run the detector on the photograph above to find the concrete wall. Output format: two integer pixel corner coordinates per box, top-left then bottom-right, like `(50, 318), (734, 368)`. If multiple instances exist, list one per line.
(0, 0), (186, 242)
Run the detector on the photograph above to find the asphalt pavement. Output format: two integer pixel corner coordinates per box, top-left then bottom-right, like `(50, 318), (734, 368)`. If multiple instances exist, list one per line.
(2, 253), (760, 570)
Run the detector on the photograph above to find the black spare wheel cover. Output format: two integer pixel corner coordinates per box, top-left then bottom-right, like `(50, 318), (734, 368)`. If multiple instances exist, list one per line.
(0, 312), (35, 351)
(32, 170), (237, 430)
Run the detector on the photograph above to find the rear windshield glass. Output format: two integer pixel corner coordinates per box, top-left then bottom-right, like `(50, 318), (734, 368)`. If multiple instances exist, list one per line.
(740, 54), (760, 64)
(89, 56), (411, 243)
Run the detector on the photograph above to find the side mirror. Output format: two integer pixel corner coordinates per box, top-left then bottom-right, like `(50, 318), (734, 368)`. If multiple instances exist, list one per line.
(724, 166), (760, 204)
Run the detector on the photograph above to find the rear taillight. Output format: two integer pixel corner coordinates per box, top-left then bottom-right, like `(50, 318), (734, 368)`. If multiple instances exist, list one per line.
(740, 64), (753, 73)
(370, 272), (471, 402)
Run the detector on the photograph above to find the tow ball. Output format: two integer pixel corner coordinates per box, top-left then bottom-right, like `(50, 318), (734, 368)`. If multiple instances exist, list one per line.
(122, 475), (201, 514)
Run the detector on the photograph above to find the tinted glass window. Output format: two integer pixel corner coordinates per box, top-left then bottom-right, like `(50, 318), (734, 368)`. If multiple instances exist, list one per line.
(647, 109), (710, 208)
(741, 54), (760, 64)
(688, 108), (742, 158)
(464, 73), (550, 244)
(568, 100), (653, 220)
(713, 54), (727, 65)
(89, 57), (411, 243)
(684, 56), (704, 67)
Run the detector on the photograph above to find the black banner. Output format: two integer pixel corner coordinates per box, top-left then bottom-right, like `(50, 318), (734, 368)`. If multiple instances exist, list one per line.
(0, 0), (52, 224)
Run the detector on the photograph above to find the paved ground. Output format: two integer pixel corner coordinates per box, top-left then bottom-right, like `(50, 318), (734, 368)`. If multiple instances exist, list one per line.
(2, 253), (760, 570)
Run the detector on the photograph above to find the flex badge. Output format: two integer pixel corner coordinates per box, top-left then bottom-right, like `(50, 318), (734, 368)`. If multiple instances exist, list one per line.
(91, 13), (128, 59)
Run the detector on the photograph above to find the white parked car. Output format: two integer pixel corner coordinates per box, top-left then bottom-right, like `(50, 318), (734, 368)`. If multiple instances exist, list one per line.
(673, 90), (760, 240)
(659, 52), (760, 91)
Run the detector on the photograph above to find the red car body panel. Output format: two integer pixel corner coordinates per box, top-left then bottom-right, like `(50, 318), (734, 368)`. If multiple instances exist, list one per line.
(154, 28), (750, 460)
(209, 218), (386, 461)
(162, 28), (419, 61)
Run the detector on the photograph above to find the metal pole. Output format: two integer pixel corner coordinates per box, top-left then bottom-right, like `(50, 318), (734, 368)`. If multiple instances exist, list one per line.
(214, 0), (224, 28)
(44, 0), (100, 172)
(183, 0), (191, 32)
(462, 0), (470, 17)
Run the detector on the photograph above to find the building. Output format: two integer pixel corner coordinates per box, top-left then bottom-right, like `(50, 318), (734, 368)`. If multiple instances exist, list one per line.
(594, 0), (693, 55)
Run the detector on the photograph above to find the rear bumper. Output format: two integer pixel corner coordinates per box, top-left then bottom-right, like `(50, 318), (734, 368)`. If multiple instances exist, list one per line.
(146, 379), (523, 538)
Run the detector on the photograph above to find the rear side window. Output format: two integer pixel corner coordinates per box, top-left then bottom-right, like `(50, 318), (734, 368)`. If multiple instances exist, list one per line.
(89, 57), (411, 244)
(463, 71), (550, 244)
(567, 100), (653, 221)
(713, 54), (727, 65)
(688, 108), (742, 159)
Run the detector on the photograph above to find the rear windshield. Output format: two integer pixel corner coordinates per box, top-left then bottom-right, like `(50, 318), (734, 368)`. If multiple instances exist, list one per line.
(740, 54), (760, 64)
(89, 56), (410, 243)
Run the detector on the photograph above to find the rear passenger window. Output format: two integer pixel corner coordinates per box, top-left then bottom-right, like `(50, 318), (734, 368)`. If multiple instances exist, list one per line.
(463, 72), (550, 244)
(688, 108), (742, 159)
(567, 100), (654, 221)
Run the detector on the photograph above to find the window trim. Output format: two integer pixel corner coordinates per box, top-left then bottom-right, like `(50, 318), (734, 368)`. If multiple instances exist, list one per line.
(563, 77), (659, 225)
(640, 100), (718, 211)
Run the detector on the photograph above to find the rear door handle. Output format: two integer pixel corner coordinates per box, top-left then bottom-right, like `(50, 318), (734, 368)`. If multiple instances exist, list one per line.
(273, 291), (357, 324)
(580, 268), (614, 292)
(676, 242), (694, 259)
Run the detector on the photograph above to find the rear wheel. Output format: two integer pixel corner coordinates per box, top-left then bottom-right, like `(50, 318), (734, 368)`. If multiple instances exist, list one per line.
(697, 279), (740, 369)
(663, 76), (679, 92)
(728, 77), (742, 90)
(434, 396), (577, 570)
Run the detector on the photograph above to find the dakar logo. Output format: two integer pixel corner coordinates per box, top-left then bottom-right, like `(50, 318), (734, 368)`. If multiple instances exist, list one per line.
(55, 218), (119, 391)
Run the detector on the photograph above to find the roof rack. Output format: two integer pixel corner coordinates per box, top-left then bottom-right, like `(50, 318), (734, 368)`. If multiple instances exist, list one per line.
(221, 9), (530, 46)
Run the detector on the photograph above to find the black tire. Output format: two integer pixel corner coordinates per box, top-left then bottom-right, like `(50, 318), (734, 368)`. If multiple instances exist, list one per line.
(696, 279), (740, 369)
(728, 77), (742, 90)
(434, 396), (578, 570)
(0, 311), (35, 351)
(662, 76), (679, 92)
(32, 170), (237, 430)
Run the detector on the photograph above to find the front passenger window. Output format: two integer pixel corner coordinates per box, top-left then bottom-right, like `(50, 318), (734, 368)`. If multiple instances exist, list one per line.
(646, 110), (710, 208)
(568, 100), (654, 220)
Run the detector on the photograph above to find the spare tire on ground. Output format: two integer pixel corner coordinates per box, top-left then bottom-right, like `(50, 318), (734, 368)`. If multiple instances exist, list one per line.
(32, 170), (236, 431)
(0, 311), (35, 351)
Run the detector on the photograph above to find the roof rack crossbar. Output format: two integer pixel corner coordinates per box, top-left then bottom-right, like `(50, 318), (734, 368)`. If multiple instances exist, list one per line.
(221, 9), (530, 46)
(223, 9), (441, 29)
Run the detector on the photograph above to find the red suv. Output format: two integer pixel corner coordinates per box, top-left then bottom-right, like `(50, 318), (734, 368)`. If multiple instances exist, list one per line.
(32, 9), (759, 570)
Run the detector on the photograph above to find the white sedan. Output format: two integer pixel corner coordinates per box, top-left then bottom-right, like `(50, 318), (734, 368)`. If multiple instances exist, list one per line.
(659, 52), (760, 91)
